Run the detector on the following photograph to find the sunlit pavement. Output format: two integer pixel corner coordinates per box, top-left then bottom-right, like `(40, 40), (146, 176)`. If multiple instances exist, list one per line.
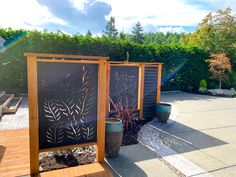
(1, 92), (236, 177)
(0, 97), (28, 130)
(139, 91), (236, 177)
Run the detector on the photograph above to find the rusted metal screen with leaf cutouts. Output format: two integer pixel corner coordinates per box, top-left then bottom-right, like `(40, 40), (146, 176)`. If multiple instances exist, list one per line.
(37, 62), (98, 150)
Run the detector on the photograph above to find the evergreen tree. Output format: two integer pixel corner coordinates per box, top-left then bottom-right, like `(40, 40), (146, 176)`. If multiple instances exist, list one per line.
(103, 17), (118, 39)
(86, 30), (92, 37)
(119, 31), (126, 40)
(131, 21), (144, 44)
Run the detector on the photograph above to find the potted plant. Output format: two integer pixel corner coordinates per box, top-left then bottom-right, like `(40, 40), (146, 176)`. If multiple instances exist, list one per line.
(105, 96), (140, 157)
(156, 103), (172, 123)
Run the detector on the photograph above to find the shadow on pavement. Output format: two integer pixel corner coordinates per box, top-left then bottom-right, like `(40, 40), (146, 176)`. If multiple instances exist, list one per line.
(140, 119), (228, 156)
(106, 144), (157, 177)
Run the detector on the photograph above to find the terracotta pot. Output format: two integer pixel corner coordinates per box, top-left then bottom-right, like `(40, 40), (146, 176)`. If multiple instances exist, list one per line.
(105, 118), (123, 158)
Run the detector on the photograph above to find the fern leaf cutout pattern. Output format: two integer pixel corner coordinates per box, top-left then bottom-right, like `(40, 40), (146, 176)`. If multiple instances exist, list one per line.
(77, 66), (95, 140)
(38, 63), (98, 149)
(44, 99), (64, 144)
(59, 97), (82, 141)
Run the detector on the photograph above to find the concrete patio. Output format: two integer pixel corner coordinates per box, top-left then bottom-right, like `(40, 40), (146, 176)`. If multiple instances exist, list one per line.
(1, 92), (236, 177)
(138, 92), (236, 177)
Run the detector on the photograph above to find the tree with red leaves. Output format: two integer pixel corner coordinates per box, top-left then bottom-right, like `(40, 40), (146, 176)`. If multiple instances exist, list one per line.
(206, 53), (232, 89)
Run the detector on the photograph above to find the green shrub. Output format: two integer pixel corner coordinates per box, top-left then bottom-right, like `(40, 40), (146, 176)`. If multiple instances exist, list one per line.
(0, 28), (227, 93)
(199, 79), (207, 89)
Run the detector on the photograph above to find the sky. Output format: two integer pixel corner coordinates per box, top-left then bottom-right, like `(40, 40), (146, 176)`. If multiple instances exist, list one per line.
(0, 0), (235, 35)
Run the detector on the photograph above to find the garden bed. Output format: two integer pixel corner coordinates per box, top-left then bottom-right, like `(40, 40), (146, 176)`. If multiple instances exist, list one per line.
(39, 146), (96, 172)
(39, 120), (147, 172)
(197, 88), (236, 98)
(122, 120), (144, 146)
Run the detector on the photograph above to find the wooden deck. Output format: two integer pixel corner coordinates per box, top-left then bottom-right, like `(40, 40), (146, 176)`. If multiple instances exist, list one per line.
(0, 128), (113, 177)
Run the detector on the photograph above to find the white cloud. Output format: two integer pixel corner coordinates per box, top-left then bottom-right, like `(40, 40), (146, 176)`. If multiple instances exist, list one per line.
(69, 0), (87, 12)
(0, 0), (235, 33)
(98, 0), (236, 33)
(158, 26), (187, 34)
(0, 0), (66, 30)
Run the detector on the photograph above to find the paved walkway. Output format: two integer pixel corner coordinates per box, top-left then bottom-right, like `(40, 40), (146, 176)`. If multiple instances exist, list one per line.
(0, 98), (28, 130)
(107, 144), (180, 177)
(1, 92), (236, 177)
(139, 92), (236, 177)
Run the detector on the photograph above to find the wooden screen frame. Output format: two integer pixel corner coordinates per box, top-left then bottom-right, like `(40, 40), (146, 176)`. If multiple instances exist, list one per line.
(106, 62), (163, 118)
(25, 53), (108, 174)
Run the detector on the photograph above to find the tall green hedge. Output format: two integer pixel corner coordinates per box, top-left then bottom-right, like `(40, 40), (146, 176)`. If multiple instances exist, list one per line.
(0, 29), (210, 93)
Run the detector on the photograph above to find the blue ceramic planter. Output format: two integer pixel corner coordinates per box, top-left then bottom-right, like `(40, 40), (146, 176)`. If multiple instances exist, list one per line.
(156, 103), (172, 123)
(105, 118), (123, 158)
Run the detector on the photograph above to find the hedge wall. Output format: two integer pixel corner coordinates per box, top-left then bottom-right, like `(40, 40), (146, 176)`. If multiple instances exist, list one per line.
(0, 29), (210, 94)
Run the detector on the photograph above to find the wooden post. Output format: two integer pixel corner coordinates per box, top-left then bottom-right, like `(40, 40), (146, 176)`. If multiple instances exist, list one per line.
(25, 53), (110, 175)
(27, 55), (39, 174)
(156, 64), (162, 103)
(106, 63), (111, 113)
(96, 59), (107, 162)
(138, 64), (145, 118)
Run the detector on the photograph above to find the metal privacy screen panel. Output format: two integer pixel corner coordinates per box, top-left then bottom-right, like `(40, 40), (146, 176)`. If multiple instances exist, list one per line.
(110, 66), (139, 110)
(143, 67), (158, 120)
(37, 62), (98, 150)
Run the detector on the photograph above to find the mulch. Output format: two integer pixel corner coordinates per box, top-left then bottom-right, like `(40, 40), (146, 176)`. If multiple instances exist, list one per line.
(39, 148), (96, 172)
(122, 120), (144, 146)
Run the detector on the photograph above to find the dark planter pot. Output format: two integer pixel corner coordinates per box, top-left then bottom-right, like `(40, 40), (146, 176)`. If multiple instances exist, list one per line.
(156, 103), (172, 123)
(105, 118), (123, 158)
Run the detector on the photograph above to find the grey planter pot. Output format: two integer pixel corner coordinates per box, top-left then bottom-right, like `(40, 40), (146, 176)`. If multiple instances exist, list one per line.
(105, 118), (123, 158)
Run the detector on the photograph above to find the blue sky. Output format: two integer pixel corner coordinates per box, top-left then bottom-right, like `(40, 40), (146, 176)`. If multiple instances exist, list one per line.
(0, 0), (235, 35)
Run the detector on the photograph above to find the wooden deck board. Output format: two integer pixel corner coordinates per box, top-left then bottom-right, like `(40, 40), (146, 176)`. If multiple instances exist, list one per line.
(0, 128), (30, 177)
(38, 163), (113, 177)
(0, 128), (113, 177)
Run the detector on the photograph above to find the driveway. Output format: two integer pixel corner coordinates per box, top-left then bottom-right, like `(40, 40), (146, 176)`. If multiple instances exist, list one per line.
(139, 91), (236, 177)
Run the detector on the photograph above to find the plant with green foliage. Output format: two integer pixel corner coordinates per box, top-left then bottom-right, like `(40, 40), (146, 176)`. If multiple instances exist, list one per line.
(103, 17), (118, 39)
(0, 27), (220, 93)
(199, 79), (207, 88)
(119, 31), (126, 40)
(199, 79), (207, 92)
(86, 30), (92, 37)
(131, 22), (144, 44)
(185, 8), (236, 58)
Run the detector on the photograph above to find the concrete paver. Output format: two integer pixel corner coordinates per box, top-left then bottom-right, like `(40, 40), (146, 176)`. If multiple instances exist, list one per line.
(0, 98), (28, 130)
(107, 144), (179, 177)
(161, 92), (236, 177)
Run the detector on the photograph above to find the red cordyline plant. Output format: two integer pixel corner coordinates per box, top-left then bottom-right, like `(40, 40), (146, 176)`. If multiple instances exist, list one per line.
(206, 53), (232, 89)
(109, 96), (139, 131)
